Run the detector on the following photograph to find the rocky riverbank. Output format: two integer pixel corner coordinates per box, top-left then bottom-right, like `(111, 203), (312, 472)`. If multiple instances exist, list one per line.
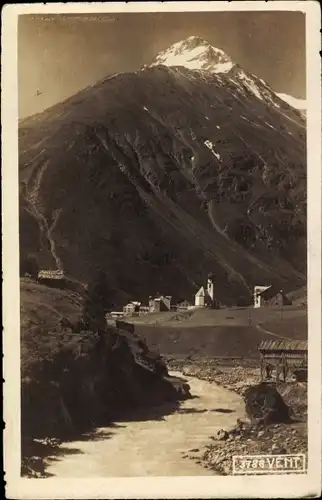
(168, 357), (260, 395)
(201, 418), (307, 475)
(169, 358), (308, 475)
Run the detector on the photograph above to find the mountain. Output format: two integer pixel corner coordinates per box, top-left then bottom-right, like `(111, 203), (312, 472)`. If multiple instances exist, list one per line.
(149, 36), (304, 117)
(19, 36), (306, 306)
(149, 36), (234, 74)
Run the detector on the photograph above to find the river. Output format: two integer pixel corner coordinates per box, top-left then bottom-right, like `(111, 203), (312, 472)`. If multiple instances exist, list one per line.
(45, 372), (245, 477)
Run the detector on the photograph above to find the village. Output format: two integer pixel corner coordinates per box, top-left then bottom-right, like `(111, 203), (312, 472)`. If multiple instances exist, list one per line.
(35, 267), (307, 385)
(36, 268), (294, 319)
(108, 273), (293, 319)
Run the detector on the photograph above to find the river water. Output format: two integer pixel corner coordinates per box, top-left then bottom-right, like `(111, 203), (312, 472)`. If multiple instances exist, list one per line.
(45, 372), (245, 477)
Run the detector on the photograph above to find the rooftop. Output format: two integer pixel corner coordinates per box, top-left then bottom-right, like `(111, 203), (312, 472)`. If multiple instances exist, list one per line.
(259, 340), (308, 351)
(38, 269), (65, 280)
(195, 286), (206, 297)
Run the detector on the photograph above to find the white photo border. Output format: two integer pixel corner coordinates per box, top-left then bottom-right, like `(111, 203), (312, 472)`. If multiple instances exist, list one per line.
(2, 2), (321, 498)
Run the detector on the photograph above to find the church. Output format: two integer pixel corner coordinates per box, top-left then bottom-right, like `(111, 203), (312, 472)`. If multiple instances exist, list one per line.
(194, 273), (217, 308)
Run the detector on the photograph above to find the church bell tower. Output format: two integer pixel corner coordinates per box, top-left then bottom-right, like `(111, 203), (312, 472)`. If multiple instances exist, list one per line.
(207, 273), (214, 301)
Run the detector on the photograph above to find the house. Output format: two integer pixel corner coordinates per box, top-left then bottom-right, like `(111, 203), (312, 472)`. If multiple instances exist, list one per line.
(38, 269), (65, 280)
(139, 305), (150, 316)
(123, 301), (141, 316)
(37, 269), (66, 288)
(253, 285), (271, 308)
(195, 274), (216, 307)
(110, 311), (124, 319)
(149, 295), (172, 313)
(254, 285), (292, 308)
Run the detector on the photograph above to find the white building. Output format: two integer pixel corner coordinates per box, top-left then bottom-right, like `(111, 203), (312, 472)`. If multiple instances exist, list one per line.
(207, 275), (214, 301)
(195, 275), (215, 307)
(195, 286), (207, 307)
(123, 301), (141, 315)
(253, 285), (271, 308)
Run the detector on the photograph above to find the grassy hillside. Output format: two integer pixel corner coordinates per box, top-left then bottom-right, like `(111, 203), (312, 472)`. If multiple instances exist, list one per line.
(21, 277), (83, 331)
(130, 306), (307, 360)
(21, 278), (83, 376)
(129, 306), (306, 328)
(260, 314), (307, 340)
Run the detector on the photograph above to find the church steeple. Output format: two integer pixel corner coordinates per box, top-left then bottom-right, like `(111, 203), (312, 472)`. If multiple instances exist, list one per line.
(207, 273), (214, 301)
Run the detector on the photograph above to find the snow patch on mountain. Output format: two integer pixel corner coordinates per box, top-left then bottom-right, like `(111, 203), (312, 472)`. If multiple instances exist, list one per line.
(214, 61), (234, 73)
(148, 36), (306, 123)
(236, 71), (263, 100)
(276, 93), (306, 111)
(204, 139), (221, 160)
(264, 121), (277, 130)
(150, 35), (234, 74)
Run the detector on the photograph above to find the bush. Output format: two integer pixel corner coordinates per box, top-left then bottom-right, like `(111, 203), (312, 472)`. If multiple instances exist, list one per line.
(82, 270), (115, 332)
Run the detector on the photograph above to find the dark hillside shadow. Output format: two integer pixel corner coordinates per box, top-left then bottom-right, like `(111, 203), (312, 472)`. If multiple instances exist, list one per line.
(176, 407), (208, 414)
(21, 425), (117, 478)
(66, 428), (116, 442)
(210, 408), (235, 413)
(118, 399), (181, 422)
(22, 394), (188, 477)
(117, 391), (200, 422)
(22, 439), (85, 478)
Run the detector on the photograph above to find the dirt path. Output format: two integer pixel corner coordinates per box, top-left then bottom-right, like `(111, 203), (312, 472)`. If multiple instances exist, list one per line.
(45, 372), (245, 477)
(256, 322), (291, 340)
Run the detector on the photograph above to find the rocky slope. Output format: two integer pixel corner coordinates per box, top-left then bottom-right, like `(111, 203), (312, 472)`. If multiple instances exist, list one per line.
(19, 36), (306, 306)
(21, 279), (189, 444)
(177, 359), (307, 476)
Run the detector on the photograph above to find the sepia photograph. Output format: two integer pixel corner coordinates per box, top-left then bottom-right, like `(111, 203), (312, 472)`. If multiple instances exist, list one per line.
(2, 1), (321, 498)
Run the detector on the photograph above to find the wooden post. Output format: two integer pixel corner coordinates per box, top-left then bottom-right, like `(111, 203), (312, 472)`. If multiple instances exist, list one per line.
(280, 291), (284, 320)
(284, 362), (288, 382)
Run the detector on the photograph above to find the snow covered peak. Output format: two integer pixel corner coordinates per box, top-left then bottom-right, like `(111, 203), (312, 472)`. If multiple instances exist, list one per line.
(150, 36), (234, 74)
(276, 93), (306, 111)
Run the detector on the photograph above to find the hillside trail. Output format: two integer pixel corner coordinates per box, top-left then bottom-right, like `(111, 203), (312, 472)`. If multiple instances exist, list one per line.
(255, 322), (292, 341)
(45, 372), (245, 477)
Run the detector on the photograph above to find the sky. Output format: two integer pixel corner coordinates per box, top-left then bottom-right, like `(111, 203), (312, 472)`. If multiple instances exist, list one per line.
(18, 11), (306, 119)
